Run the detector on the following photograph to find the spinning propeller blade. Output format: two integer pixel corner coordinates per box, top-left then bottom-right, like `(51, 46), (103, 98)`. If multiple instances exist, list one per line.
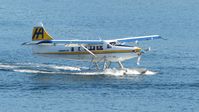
(136, 55), (141, 65)
(136, 47), (151, 65)
(145, 47), (151, 52)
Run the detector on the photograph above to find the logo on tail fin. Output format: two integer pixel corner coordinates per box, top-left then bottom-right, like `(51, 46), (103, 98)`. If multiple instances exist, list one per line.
(32, 27), (44, 40)
(32, 26), (53, 41)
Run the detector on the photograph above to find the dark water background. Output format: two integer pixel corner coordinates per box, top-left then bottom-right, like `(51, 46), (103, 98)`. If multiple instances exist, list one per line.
(0, 0), (199, 111)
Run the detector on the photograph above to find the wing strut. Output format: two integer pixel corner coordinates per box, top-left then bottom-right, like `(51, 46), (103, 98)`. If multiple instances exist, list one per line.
(80, 45), (97, 57)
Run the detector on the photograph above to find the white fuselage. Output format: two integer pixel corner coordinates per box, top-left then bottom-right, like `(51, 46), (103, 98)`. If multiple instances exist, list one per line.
(32, 42), (140, 62)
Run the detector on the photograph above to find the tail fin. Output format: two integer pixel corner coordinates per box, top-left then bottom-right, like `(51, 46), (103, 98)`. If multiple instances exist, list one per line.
(32, 26), (53, 41)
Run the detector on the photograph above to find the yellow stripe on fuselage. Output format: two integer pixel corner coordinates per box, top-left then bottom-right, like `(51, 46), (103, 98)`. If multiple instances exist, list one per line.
(38, 50), (135, 55)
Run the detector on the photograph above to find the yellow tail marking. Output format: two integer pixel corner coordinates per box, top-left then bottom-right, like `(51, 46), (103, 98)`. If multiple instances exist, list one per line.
(32, 27), (53, 41)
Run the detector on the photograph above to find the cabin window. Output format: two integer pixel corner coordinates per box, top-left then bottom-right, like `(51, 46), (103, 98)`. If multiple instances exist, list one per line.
(107, 44), (112, 48)
(97, 46), (103, 50)
(89, 46), (95, 50)
(78, 47), (81, 51)
(71, 47), (74, 52)
(96, 46), (99, 50)
(89, 46), (91, 50)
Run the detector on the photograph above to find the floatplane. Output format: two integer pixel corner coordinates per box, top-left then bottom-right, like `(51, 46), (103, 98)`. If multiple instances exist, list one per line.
(22, 24), (162, 71)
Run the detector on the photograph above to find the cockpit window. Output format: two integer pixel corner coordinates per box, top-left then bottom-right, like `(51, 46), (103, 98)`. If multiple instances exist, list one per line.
(109, 42), (116, 45)
(115, 44), (134, 47)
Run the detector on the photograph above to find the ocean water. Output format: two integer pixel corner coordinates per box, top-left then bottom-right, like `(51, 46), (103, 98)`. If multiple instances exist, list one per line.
(0, 0), (199, 111)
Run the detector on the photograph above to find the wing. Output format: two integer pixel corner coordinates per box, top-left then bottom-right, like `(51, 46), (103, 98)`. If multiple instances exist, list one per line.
(22, 40), (103, 45)
(112, 35), (162, 43)
(22, 35), (162, 45)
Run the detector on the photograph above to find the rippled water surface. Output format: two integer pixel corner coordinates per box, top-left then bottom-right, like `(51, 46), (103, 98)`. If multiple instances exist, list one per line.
(0, 0), (199, 112)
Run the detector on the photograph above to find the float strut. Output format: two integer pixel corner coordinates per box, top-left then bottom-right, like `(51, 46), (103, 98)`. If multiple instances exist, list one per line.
(118, 61), (124, 69)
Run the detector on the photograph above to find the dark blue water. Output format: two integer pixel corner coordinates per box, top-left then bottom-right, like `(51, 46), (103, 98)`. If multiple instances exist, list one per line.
(0, 0), (199, 111)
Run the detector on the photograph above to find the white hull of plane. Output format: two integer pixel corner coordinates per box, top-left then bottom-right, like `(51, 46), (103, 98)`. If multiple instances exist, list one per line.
(36, 53), (137, 62)
(32, 42), (139, 62)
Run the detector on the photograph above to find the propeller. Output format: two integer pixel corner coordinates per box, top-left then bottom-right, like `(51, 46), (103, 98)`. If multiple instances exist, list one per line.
(144, 47), (151, 52)
(136, 47), (151, 65)
(136, 54), (141, 65)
